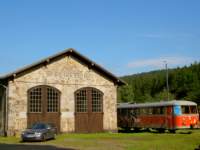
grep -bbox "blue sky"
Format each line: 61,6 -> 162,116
0,0 -> 200,76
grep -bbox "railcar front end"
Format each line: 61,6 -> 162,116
172,105 -> 199,130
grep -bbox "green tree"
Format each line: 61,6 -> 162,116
118,85 -> 134,102
118,62 -> 200,103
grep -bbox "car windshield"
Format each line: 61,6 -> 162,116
31,123 -> 47,129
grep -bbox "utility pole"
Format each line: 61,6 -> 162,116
164,61 -> 169,101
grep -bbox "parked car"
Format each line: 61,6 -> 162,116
21,122 -> 57,142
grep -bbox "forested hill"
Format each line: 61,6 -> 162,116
118,62 -> 200,104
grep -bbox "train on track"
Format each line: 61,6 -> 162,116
117,100 -> 199,133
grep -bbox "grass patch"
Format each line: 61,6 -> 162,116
0,129 -> 200,150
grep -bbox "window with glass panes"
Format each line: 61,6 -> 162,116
28,86 -> 60,113
75,89 -> 87,112
92,89 -> 102,112
47,88 -> 59,112
29,87 -> 42,113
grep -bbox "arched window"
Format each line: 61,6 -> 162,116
28,85 -> 60,113
75,87 -> 103,113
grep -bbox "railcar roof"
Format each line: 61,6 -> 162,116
117,100 -> 197,109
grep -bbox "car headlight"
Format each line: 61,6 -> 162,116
35,132 -> 42,137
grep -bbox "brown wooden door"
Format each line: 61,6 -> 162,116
75,87 -> 103,133
27,85 -> 60,132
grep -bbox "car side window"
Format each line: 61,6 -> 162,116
46,124 -> 51,129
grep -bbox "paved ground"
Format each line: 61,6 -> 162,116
0,144 -> 75,150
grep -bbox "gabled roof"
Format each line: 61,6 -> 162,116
0,48 -> 126,85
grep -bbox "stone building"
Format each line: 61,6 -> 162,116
0,48 -> 125,136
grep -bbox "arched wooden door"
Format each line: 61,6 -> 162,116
75,87 -> 103,133
27,85 -> 60,132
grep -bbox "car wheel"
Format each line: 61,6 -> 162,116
52,133 -> 56,140
157,128 -> 165,133
169,129 -> 176,133
42,135 -> 46,142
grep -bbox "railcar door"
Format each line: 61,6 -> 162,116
166,106 -> 173,129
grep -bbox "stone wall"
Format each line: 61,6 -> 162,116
7,55 -> 117,135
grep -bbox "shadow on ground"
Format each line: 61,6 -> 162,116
118,128 -> 150,133
0,143 -> 75,150
118,129 -> 193,134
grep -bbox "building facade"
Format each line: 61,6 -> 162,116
0,48 -> 125,136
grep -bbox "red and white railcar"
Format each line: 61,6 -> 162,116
117,100 -> 199,133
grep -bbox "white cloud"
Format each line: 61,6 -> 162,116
127,56 -> 194,69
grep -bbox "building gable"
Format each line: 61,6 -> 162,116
0,48 -> 125,86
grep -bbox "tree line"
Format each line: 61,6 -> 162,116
118,62 -> 200,104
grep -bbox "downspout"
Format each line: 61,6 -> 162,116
0,83 -> 8,137
5,84 -> 8,136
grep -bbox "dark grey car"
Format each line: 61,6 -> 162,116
21,123 -> 57,142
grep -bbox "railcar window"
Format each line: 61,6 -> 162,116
148,108 -> 153,115
152,107 -> 165,115
129,109 -> 136,117
181,106 -> 190,114
141,108 -> 149,115
135,108 -> 140,115
190,106 -> 197,114
140,108 -> 148,115
127,109 -> 131,117
139,108 -> 142,115
140,108 -> 145,115
160,107 -> 165,114
117,109 -> 121,116
131,109 -> 134,115
121,109 -> 127,116
152,107 -> 159,114
173,105 -> 181,115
